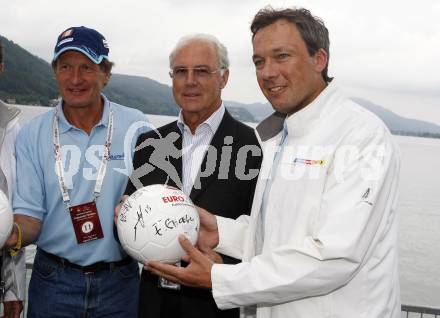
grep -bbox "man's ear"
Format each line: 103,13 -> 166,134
313,48 -> 328,74
103,72 -> 112,87
220,69 -> 229,89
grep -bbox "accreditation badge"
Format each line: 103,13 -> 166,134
69,201 -> 104,244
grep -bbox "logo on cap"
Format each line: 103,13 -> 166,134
57,38 -> 74,48
61,29 -> 74,38
53,26 -> 109,65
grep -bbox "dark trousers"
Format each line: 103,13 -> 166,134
139,270 -> 239,318
28,248 -> 140,318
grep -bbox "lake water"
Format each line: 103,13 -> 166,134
395,136 -> 440,307
14,106 -> 440,309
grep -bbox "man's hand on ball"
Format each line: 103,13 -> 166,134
146,235 -> 213,289
200,249 -> 223,264
114,195 -> 129,224
196,207 -> 219,253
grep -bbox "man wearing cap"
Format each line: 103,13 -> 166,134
0,39 -> 26,318
5,26 -> 149,317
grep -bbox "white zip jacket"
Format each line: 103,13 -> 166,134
211,83 -> 401,318
0,99 -> 26,302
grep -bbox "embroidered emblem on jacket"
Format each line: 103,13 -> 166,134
293,158 -> 325,166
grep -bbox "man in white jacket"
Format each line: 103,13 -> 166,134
0,40 -> 26,318
147,7 -> 401,318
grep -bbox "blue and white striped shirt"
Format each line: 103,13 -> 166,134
177,103 -> 225,195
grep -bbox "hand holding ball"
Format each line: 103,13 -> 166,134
117,184 -> 199,264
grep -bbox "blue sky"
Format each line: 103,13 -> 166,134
1,0 -> 439,123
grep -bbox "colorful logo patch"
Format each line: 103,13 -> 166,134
293,158 -> 325,166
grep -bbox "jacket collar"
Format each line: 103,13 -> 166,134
176,102 -> 225,135
257,81 -> 339,141
0,100 -> 20,149
150,109 -> 235,202
285,81 -> 337,137
189,109 -> 235,202
0,99 -> 20,129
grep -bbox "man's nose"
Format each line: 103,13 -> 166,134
184,69 -> 197,85
259,59 -> 279,80
70,67 -> 84,84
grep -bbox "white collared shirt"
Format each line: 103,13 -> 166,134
177,103 -> 225,195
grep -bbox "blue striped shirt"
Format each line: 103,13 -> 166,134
177,104 -> 225,195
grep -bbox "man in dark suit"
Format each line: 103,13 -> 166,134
125,34 -> 262,318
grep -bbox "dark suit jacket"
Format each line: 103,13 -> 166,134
125,110 -> 262,318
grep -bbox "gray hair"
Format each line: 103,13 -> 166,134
169,34 -> 230,69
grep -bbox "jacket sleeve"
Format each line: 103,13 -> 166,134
1,118 -> 20,200
215,214 -> 251,260
1,117 -> 26,302
2,249 -> 26,301
211,127 -> 400,309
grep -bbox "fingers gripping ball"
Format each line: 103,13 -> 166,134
117,184 -> 200,264
0,189 -> 13,249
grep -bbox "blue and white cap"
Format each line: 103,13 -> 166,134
53,26 -> 109,64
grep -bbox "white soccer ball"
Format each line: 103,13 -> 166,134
0,189 -> 13,249
117,184 -> 200,264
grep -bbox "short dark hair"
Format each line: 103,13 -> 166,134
0,41 -> 4,64
51,56 -> 114,73
251,7 -> 333,83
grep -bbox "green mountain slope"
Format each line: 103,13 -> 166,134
3,33 -> 440,138
0,35 -> 58,105
103,74 -> 178,116
0,34 -> 255,121
0,34 -> 180,115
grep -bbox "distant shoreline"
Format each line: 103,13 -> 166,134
15,104 -> 440,140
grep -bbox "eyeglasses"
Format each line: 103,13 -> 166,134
169,67 -> 225,79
